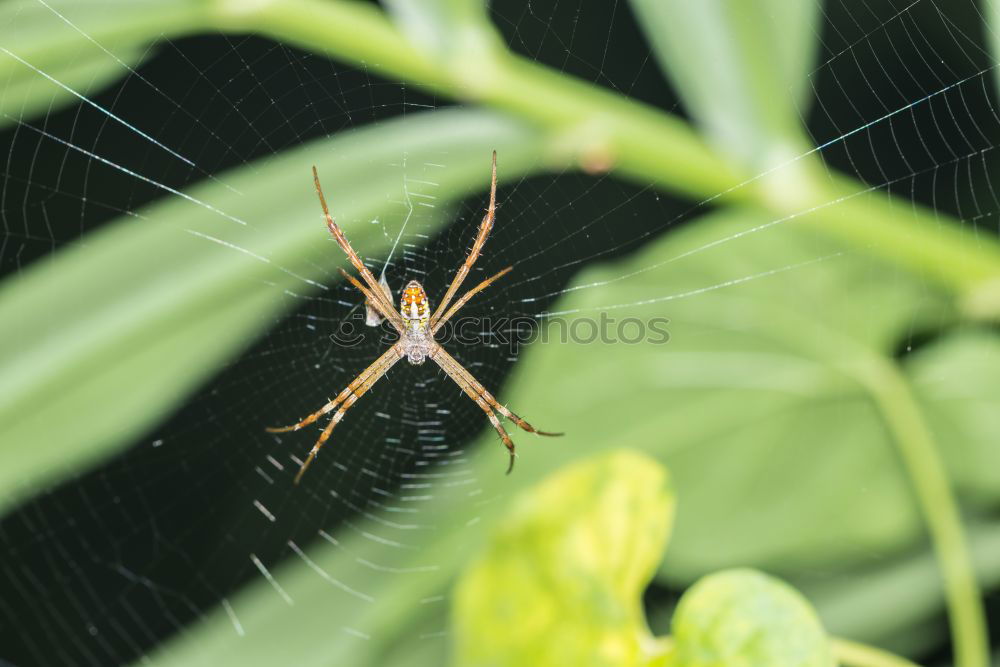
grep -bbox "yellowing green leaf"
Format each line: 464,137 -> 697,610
452,450 -> 675,667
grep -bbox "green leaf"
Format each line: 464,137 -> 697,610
452,450 -> 675,667
489,207 -> 954,583
0,0 -> 206,125
0,48 -> 148,123
671,569 -> 833,667
627,0 -> 820,168
0,108 -> 548,513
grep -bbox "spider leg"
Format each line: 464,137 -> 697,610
435,346 -> 562,436
338,268 -> 405,332
293,345 -> 402,483
434,349 -> 517,473
267,346 -> 402,482
432,266 -> 512,334
430,151 -> 497,327
470,389 -> 518,475
313,166 -> 399,321
489,401 -> 562,437
432,345 -> 561,473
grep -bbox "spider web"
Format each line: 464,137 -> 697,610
1,0 -> 998,665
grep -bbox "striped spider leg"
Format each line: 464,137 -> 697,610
268,344 -> 403,484
268,153 -> 560,483
429,345 -> 562,473
267,169 -> 406,483
428,151 -> 498,328
311,165 -> 404,331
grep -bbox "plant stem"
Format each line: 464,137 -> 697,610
831,637 -> 922,667
209,0 -> 740,198
206,0 -> 1000,317
753,301 -> 991,667
855,358 -> 989,667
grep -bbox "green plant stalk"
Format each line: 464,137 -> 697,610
741,297 -> 990,667
853,358 -> 989,667
808,521 -> 1000,651
205,0 -> 1000,315
831,637 -> 921,667
207,0 -> 736,198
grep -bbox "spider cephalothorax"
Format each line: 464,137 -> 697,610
267,152 -> 561,483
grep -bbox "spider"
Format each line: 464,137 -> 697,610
268,152 -> 562,484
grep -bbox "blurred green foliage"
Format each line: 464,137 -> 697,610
2,0 -> 999,666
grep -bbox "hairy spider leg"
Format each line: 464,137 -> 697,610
430,151 -> 497,327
